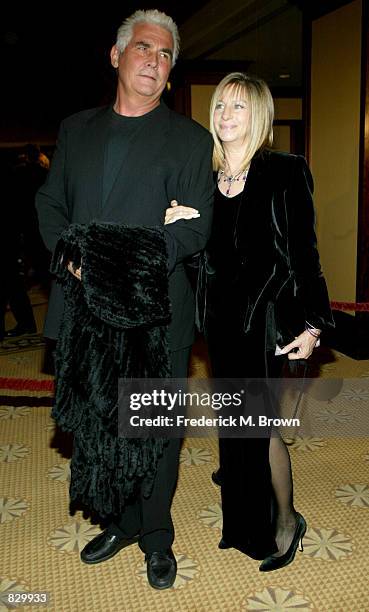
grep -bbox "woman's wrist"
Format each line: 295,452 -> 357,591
305,321 -> 321,338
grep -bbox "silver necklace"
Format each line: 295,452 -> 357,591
217,167 -> 249,197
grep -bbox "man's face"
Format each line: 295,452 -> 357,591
111,23 -> 173,102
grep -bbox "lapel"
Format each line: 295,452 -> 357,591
241,149 -> 269,202
81,106 -> 111,220
102,103 -> 171,220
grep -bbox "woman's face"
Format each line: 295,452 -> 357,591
213,85 -> 250,146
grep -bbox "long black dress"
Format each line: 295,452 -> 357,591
206,186 -> 281,559
204,150 -> 334,560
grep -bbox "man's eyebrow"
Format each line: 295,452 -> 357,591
161,47 -> 173,58
134,40 -> 173,58
134,40 -> 150,47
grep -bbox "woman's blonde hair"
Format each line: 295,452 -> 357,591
210,72 -> 274,172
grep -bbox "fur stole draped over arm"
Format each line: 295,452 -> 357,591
50,222 -> 172,516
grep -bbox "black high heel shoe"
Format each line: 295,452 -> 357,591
259,512 -> 306,572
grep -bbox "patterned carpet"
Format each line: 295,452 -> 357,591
0,334 -> 46,356
1,298 -> 369,611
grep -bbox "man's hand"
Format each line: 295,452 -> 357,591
67,261 -> 82,281
164,199 -> 200,225
279,329 -> 320,360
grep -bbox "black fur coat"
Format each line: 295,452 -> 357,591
50,222 -> 171,516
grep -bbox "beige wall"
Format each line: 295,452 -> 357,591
190,85 -> 215,130
274,98 -> 302,120
310,0 -> 362,304
273,125 -> 291,152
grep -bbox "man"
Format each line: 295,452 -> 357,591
1,147 -> 41,341
36,9 -> 213,590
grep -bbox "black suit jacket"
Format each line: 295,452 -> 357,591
36,103 -> 214,350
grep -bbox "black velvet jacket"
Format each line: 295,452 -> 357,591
198,150 -> 334,348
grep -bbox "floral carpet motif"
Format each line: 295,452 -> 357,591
1,340 -> 369,611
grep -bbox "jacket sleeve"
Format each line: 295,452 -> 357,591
164,132 -> 214,272
36,121 -> 70,253
284,155 -> 334,331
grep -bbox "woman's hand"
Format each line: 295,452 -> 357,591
67,261 -> 82,281
279,329 -> 320,360
164,199 -> 200,225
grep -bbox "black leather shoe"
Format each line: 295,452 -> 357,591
4,325 -> 37,338
218,538 -> 231,549
80,528 -> 139,564
259,513 -> 307,572
145,548 -> 177,590
211,469 -> 222,487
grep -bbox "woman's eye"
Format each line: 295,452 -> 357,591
215,103 -> 224,110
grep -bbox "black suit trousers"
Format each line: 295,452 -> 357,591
113,347 -> 191,552
0,253 -> 36,337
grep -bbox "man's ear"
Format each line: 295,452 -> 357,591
110,45 -> 120,68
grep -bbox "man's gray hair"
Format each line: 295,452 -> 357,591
116,9 -> 180,66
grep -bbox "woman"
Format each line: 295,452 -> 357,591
165,72 -> 334,571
